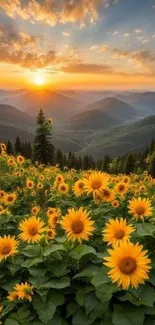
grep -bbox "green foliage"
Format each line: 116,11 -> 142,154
33,108 -> 55,165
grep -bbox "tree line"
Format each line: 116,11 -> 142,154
5,108 -> 155,177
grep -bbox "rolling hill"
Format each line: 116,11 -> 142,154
0,104 -> 35,127
80,115 -> 155,158
67,97 -> 138,130
1,89 -> 81,120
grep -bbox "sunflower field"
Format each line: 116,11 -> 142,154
0,143 -> 155,325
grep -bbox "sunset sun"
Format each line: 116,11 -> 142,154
33,73 -> 46,87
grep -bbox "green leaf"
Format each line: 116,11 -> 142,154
43,244 -> 67,257
74,265 -> 100,279
22,257 -> 44,268
33,295 -> 56,324
72,309 -> 94,325
22,245 -> 41,257
5,321 -> 19,325
113,304 -> 145,325
38,277 -> 70,289
85,293 -> 99,315
136,223 -> 155,237
69,245 -> 96,260
67,302 -> 79,317
76,288 -> 93,306
91,267 -> 110,287
120,284 -> 155,307
48,291 -> 65,306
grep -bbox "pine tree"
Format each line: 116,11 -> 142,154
148,153 -> 155,178
14,136 -> 22,154
33,108 -> 55,165
123,152 -> 135,174
7,140 -> 14,155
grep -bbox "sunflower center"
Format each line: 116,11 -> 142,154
71,220 -> 84,234
118,256 -> 137,274
119,185 -> 125,191
92,180 -> 102,190
135,204 -> 145,215
1,244 -> 11,255
61,186 -> 66,191
7,196 -> 13,202
103,190 -> 110,197
53,216 -> 58,223
115,229 -> 125,239
29,225 -> 38,236
78,182 -> 84,189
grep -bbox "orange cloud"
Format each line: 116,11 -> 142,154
0,0 -> 117,25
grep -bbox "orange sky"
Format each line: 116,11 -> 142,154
0,0 -> 155,90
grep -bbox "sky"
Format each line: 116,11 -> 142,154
0,0 -> 155,90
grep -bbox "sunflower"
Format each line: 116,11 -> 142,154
58,183 -> 69,194
60,207 -> 95,242
0,235 -> 18,260
46,207 -> 61,218
19,216 -> 45,243
8,158 -> 15,166
104,241 -> 151,290
73,180 -> 85,197
7,291 -> 19,301
93,192 -> 102,204
99,188 -> 115,202
112,199 -> 120,208
39,174 -> 45,181
31,206 -> 40,215
103,218 -> 135,246
48,118 -> 53,125
17,155 -> 24,165
0,143 -> 6,151
122,176 -> 130,184
114,182 -> 128,196
0,190 -> 5,202
56,174 -> 64,184
4,193 -> 17,205
45,227 -> 56,240
0,205 -> 8,215
128,197 -> 153,221
37,183 -> 43,190
26,179 -> 34,189
14,282 -> 33,301
83,171 -> 109,196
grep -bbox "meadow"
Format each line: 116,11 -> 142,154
0,143 -> 155,325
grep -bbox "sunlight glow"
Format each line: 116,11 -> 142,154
32,72 -> 46,86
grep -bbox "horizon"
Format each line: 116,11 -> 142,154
0,0 -> 155,90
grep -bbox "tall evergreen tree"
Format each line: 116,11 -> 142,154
123,152 -> 135,174
7,140 -> 14,155
14,136 -> 22,154
148,153 -> 155,178
33,108 -> 55,165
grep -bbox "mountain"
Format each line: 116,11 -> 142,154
1,89 -> 81,120
69,109 -> 120,130
67,97 -> 138,130
0,104 -> 35,127
0,124 -> 34,143
80,115 -> 155,158
116,91 -> 155,117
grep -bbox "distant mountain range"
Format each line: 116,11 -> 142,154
69,97 -> 138,130
0,89 -> 155,157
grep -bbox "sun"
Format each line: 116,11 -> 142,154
32,72 -> 46,87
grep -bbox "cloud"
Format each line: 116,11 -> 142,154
90,45 -> 99,50
0,23 -> 36,50
134,29 -> 143,33
61,62 -> 113,74
100,44 -> 109,52
112,30 -> 119,35
142,39 -> 148,44
0,0 -> 105,26
62,32 -> 70,37
124,33 -> 130,37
